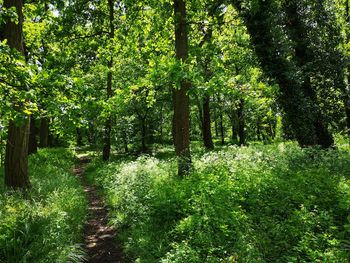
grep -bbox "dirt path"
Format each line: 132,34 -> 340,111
74,156 -> 123,263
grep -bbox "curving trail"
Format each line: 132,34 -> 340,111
74,156 -> 123,263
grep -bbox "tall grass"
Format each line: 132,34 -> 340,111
87,142 -> 350,262
0,148 -> 87,263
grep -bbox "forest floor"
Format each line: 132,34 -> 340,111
74,155 -> 123,263
85,141 -> 350,262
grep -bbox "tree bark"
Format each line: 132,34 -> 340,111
256,121 -> 261,141
219,112 -> 224,145
173,0 -> 191,176
28,115 -> 37,155
4,0 -> 30,189
196,98 -> 204,137
213,106 -> 219,137
237,99 -> 245,146
229,111 -> 239,144
196,2 -> 225,149
284,2 -> 334,148
103,0 -> 115,161
202,94 -> 214,149
76,128 -> 83,146
39,117 -> 49,148
345,0 -> 350,136
141,116 -> 147,152
232,0 -> 333,147
5,120 -> 31,189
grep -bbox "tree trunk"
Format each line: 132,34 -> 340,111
141,117 -> 147,152
238,99 -> 245,146
39,118 -> 49,148
219,112 -> 224,145
5,120 -> 31,189
48,128 -> 55,147
122,129 -> 129,153
202,94 -> 214,149
256,121 -> 261,141
88,121 -> 96,145
103,0 -> 115,161
232,121 -> 238,144
173,0 -> 191,176
4,0 -> 31,189
232,0 -> 332,148
28,115 -> 37,155
214,106 -> 219,137
159,105 -> 164,143
345,0 -> 350,136
196,98 -> 204,137
346,99 -> 350,135
269,121 -> 276,140
284,2 -> 334,148
76,128 -> 83,146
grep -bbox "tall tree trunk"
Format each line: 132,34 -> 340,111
122,129 -> 129,153
5,121 -> 31,189
39,118 -> 49,148
269,121 -> 275,140
233,0 -> 335,147
102,0 -> 115,161
345,0 -> 350,136
284,2 -> 334,148
88,120 -> 96,145
256,121 -> 262,141
213,106 -> 219,137
196,98 -> 204,137
196,2 -> 224,150
230,112 -> 238,144
141,117 -> 147,152
48,128 -> 55,147
219,112 -> 224,145
159,105 -> 164,143
202,94 -> 214,149
237,99 -> 245,146
76,128 -> 83,147
173,0 -> 191,176
4,0 -> 30,189
346,100 -> 350,135
28,115 -> 37,155
285,2 -> 333,146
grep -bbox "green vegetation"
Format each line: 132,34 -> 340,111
0,148 -> 87,263
1,0 -> 350,262
87,141 -> 350,262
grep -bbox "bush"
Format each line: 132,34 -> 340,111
87,143 -> 350,262
0,148 -> 87,263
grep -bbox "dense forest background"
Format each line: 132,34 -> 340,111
1,0 -> 350,262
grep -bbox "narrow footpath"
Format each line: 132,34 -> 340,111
74,156 -> 123,263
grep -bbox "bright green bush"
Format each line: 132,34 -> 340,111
87,143 -> 350,263
0,148 -> 87,263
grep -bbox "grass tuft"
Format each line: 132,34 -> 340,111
0,148 -> 87,263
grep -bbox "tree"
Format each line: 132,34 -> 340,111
3,0 -> 31,189
102,0 -> 115,161
232,0 -> 335,148
173,0 -> 191,176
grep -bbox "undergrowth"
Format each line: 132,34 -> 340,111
0,148 -> 87,263
86,142 -> 350,262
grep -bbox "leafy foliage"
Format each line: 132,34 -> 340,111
87,142 -> 350,262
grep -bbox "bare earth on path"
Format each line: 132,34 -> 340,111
74,156 -> 123,263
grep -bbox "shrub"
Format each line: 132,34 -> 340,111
87,143 -> 350,262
